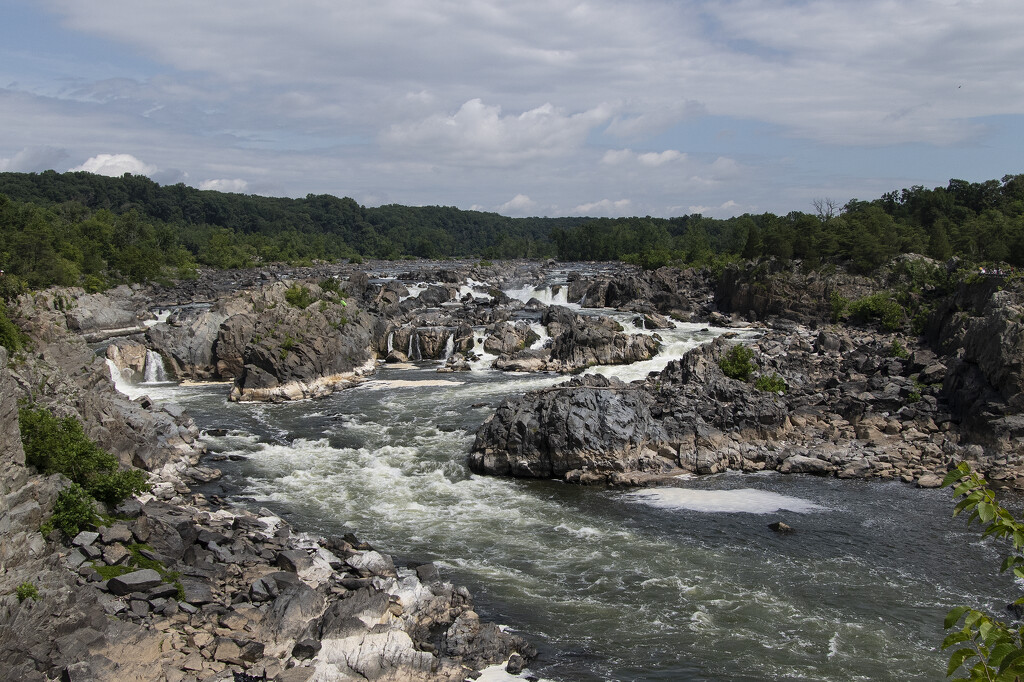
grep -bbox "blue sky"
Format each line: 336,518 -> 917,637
2,0 -> 1022,218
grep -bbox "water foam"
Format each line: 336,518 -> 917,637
624,487 -> 823,514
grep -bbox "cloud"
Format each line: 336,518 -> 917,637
637,150 -> 685,167
0,145 -> 68,172
498,193 -> 536,215
70,153 -> 157,177
3,0 -> 1020,219
687,200 -> 740,217
601,148 -> 686,166
198,178 -> 249,193
383,98 -> 612,165
572,198 -> 632,216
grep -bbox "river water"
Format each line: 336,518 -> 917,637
114,290 -> 1018,681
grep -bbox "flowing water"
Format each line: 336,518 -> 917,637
115,288 -> 1019,681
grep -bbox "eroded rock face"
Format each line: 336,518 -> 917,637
471,323 -> 1020,487
470,374 -> 670,480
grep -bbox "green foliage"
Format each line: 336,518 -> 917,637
280,334 -> 296,360
15,581 -> 38,603
348,254 -> 364,264
50,483 -> 98,537
941,463 -> 1024,680
908,390 -> 922,404
319,277 -> 341,296
829,291 -> 849,323
754,373 -> 787,393
847,293 -> 905,331
719,345 -> 755,382
0,302 -> 29,354
889,339 -> 910,359
284,284 -> 315,309
19,404 -> 149,508
87,469 -> 150,507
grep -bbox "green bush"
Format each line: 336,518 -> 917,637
754,373 -> 787,393
829,291 -> 849,323
87,469 -> 150,507
19,404 -> 149,506
50,483 -> 98,538
889,339 -> 909,359
15,582 -> 38,603
719,345 -> 755,382
284,284 -> 315,309
0,302 -> 29,354
348,254 -> 364,265
319,277 -> 341,296
847,293 -> 905,331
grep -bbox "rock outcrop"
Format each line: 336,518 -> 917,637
472,325 -> 1005,487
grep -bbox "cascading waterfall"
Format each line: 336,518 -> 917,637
387,331 -> 395,353
408,330 -> 422,361
143,349 -> 168,383
443,334 -> 455,362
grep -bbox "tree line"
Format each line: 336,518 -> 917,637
0,170 -> 1021,293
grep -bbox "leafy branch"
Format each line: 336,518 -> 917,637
941,462 -> 1024,681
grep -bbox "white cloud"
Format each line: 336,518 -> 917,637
637,150 -> 685,167
0,145 -> 68,172
572,198 -> 632,216
498,193 -> 536,214
601,149 -> 634,165
688,200 -> 740,217
601,149 -> 686,166
70,153 -> 157,177
198,178 -> 249,193
384,98 -> 612,165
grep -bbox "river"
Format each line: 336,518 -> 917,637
111,285 -> 1017,681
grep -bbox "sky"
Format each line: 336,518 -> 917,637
1,0 -> 1023,219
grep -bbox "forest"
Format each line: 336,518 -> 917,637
0,170 -> 1022,294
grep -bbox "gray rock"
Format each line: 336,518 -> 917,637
778,455 -> 833,476
106,569 -> 164,596
277,548 -> 313,573
72,531 -> 100,548
179,577 -> 216,605
917,473 -> 945,488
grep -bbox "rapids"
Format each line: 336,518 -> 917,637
111,283 -> 1017,681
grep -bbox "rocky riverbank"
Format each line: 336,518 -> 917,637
0,283 -> 534,681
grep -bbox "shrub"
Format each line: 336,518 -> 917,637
0,302 -> 29,354
829,291 -> 849,323
284,284 -> 315,309
754,373 -> 787,393
15,582 -> 38,603
847,293 -> 905,331
719,345 -> 755,382
319,277 -> 341,296
50,483 -> 98,537
889,339 -> 909,359
19,404 -> 149,506
348,254 -> 364,265
87,469 -> 150,507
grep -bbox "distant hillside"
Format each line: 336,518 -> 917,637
0,170 -> 1021,293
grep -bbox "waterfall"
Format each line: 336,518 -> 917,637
143,349 -> 168,383
443,334 -> 455,362
408,330 -> 422,361
387,331 -> 394,353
